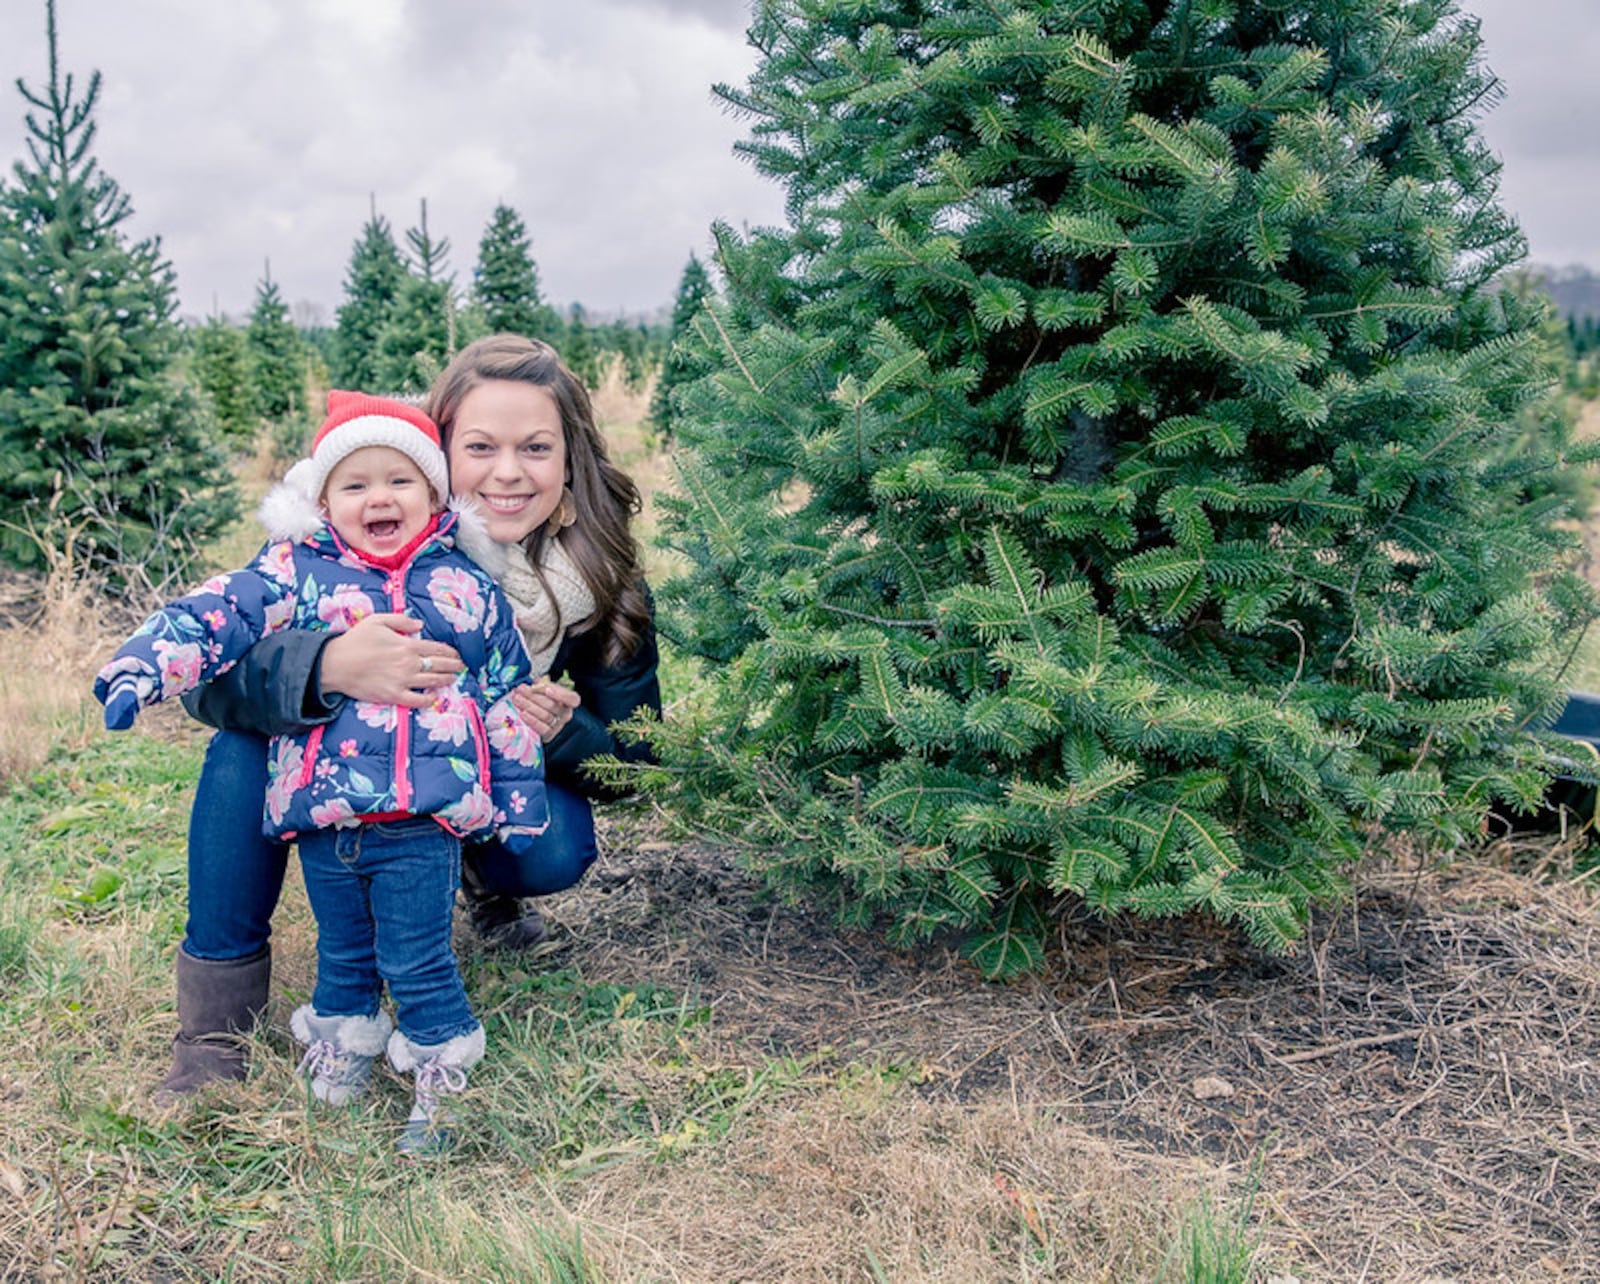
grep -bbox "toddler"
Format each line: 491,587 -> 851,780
96,391 -> 547,1154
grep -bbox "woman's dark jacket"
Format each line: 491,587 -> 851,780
183,614 -> 661,804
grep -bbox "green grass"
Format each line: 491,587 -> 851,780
1159,1155 -> 1263,1284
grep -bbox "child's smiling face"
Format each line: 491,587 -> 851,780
321,446 -> 438,557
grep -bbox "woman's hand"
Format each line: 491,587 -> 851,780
319,614 -> 462,708
509,676 -> 581,741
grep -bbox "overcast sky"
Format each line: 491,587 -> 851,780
0,1 -> 1591,326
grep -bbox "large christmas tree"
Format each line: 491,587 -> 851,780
0,0 -> 235,582
650,0 -> 1597,974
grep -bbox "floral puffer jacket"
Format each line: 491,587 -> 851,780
94,512 -> 547,841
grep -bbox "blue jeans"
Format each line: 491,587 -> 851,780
297,818 -> 475,1046
184,730 -> 599,961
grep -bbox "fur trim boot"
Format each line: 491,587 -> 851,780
290,1006 -> 394,1106
386,1024 -> 486,1157
152,945 -> 272,1106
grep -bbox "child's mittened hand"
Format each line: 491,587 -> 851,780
102,676 -> 142,731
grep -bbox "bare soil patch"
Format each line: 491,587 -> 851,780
542,809 -> 1600,1281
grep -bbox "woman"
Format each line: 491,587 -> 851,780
158,335 -> 660,1101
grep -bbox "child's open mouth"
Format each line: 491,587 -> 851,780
366,520 -> 401,541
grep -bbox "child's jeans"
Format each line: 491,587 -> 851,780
296,817 -> 477,1047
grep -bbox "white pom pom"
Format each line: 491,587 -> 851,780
258,460 -> 325,541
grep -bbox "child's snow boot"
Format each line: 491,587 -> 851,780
386,1024 -> 485,1157
290,1006 -> 393,1105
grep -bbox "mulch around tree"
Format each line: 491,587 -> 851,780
540,809 -> 1600,1281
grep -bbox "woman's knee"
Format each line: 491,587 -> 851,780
469,785 -> 597,897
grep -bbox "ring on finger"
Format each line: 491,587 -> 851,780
421,656 -> 434,674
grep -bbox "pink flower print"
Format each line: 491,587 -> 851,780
266,739 -> 305,827
356,701 -> 399,733
509,789 -> 527,816
199,574 -> 231,595
339,739 -> 359,758
315,758 -> 337,780
428,566 -> 485,631
317,583 -> 375,632
438,784 -> 495,835
202,608 -> 227,632
309,797 -> 358,828
152,639 -> 204,695
417,691 -> 470,746
485,696 -> 542,766
263,596 -> 296,632
260,541 -> 297,587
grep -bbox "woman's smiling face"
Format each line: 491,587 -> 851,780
446,379 -> 568,543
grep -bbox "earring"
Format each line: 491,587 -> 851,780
547,486 -> 577,534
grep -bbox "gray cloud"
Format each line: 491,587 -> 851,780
613,0 -> 754,29
0,1 -> 1593,326
0,0 -> 785,321
1461,0 -> 1600,265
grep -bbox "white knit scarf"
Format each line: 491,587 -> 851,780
452,507 -> 597,677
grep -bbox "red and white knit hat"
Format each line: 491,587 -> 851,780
261,391 -> 450,540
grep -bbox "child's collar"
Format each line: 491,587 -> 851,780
337,512 -> 446,572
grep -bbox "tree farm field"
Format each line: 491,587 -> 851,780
0,374 -> 1597,1282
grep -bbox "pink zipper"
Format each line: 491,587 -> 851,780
467,700 -> 492,796
299,726 -> 326,788
385,570 -> 413,812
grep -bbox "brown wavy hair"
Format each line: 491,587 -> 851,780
424,334 -> 650,664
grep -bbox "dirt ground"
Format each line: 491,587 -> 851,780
539,807 -> 1600,1282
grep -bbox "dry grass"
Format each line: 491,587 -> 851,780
0,562 -> 116,784
591,361 -> 683,586
517,820 -> 1600,1282
562,1092 -> 1209,1282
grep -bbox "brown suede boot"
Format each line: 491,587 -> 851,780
151,945 -> 271,1106
460,850 -> 549,951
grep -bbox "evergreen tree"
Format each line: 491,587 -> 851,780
649,252 -> 716,437
245,262 -> 304,421
608,318 -> 658,393
189,315 -> 255,442
648,0 -> 1599,974
0,0 -> 235,580
562,302 -> 600,386
376,198 -> 454,393
332,202 -> 406,388
471,201 -> 561,342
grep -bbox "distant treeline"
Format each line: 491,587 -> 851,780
1517,263 -> 1600,357
185,199 -> 720,453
